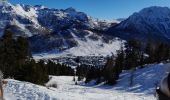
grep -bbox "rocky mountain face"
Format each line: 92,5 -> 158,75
0,1 -> 120,55
107,6 -> 170,43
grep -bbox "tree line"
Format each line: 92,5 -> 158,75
1,27 -> 170,86
0,29 -> 74,85
76,39 -> 170,85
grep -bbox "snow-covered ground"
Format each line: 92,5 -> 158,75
3,63 -> 170,100
33,38 -> 123,60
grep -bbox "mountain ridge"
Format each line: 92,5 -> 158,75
107,6 -> 170,43
1,1 -> 170,58
0,1 -> 121,57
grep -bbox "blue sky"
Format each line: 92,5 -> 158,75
9,0 -> 170,20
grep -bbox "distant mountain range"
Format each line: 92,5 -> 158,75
108,6 -> 170,43
0,1 -> 170,57
0,1 -> 121,56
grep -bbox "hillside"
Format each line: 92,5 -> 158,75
3,63 -> 170,100
0,1 -> 120,56
107,6 -> 170,43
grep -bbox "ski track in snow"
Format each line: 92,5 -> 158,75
3,63 -> 170,100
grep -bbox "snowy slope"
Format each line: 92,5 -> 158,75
115,63 -> 170,94
4,63 -> 170,100
33,38 -> 123,59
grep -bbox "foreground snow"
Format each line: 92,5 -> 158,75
4,63 -> 170,100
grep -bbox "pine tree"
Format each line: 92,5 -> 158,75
102,56 -> 116,85
16,36 -> 31,64
37,60 -> 49,84
125,39 -> 142,70
0,30 -> 17,77
76,64 -> 89,81
0,28 -> 51,85
124,40 -> 142,86
145,42 -> 155,63
154,43 -> 169,63
85,65 -> 102,84
114,45 -> 125,80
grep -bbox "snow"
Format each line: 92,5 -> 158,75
12,19 -> 25,30
0,1 -> 9,7
12,4 -> 40,28
33,37 -> 123,59
115,63 -> 170,94
55,11 -> 67,19
87,16 -> 119,30
4,63 -> 170,100
33,29 -> 123,59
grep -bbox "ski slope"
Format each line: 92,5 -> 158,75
3,63 -> 170,100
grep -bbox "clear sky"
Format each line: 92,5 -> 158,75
9,0 -> 170,20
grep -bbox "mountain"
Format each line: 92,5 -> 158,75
107,6 -> 170,43
116,18 -> 126,22
0,1 -> 121,57
2,2 -> 170,58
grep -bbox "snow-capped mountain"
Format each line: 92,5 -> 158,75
0,1 -> 121,56
107,6 -> 170,43
3,1 -> 170,58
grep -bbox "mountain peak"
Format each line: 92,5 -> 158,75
65,7 -> 76,12
0,0 -> 12,7
138,6 -> 170,19
34,5 -> 46,10
108,6 -> 170,43
140,6 -> 170,13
